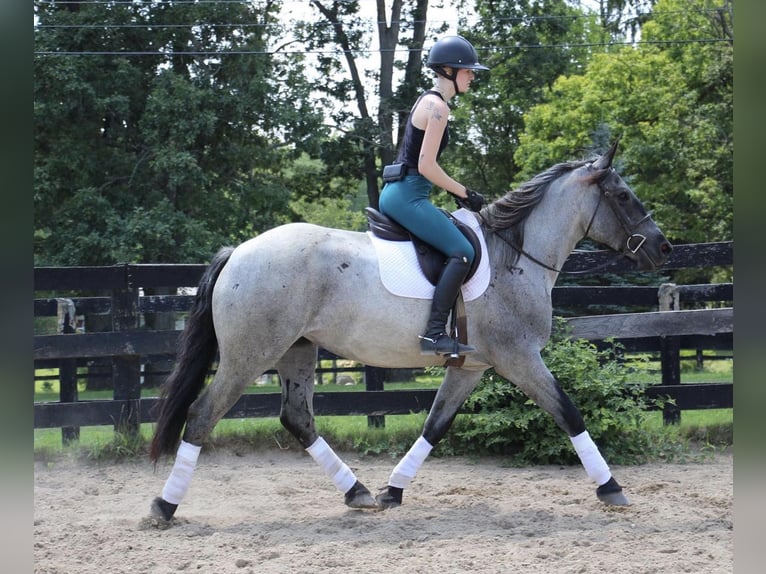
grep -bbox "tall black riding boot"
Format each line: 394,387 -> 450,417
419,256 -> 476,356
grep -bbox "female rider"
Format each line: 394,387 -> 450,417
379,35 -> 489,356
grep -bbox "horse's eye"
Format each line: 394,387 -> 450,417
619,191 -> 629,202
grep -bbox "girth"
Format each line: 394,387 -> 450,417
364,207 -> 483,286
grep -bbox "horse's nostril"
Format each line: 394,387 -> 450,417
661,242 -> 673,254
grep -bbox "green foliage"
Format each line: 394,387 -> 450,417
446,0 -> 601,197
513,0 -> 732,247
34,0 -> 732,270
290,196 -> 366,231
208,415 -> 426,458
284,153 -> 368,230
34,0 -> 325,265
449,320 -> 675,465
84,429 -> 150,462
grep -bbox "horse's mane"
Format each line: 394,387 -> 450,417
480,159 -> 592,268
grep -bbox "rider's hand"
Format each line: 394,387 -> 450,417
455,188 -> 485,212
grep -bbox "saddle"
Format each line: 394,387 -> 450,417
365,207 -> 483,368
364,207 -> 482,286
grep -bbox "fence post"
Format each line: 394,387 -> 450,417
658,283 -> 681,424
364,366 -> 386,428
141,286 -> 177,389
111,275 -> 141,437
57,298 -> 79,445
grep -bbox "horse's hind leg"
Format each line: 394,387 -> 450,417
276,339 -> 377,509
149,361 -> 259,523
496,354 -> 630,506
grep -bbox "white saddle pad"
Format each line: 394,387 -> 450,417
367,208 -> 491,301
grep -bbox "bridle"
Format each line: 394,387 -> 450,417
597,167 -> 654,254
485,167 -> 654,275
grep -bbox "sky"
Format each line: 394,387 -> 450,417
274,1 -> 604,77
275,0 -> 465,60
271,0 -> 602,121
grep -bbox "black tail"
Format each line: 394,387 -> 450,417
149,246 -> 235,462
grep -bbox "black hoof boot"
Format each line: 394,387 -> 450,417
375,486 -> 403,509
150,496 -> 178,521
419,333 -> 476,357
596,477 -> 631,506
344,481 -> 378,509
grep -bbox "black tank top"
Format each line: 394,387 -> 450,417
395,90 -> 450,169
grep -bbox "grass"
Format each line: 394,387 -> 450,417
34,351 -> 733,401
33,414 -> 431,462
623,351 -> 733,384
34,407 -> 732,463
642,408 -> 733,447
33,354 -> 733,462
32,372 -> 443,402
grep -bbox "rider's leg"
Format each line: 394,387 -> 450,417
419,256 -> 476,356
379,177 -> 476,356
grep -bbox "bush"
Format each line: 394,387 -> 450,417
446,319 -> 677,465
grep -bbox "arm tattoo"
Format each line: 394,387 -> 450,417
424,100 -> 444,122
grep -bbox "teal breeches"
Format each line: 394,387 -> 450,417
379,175 -> 475,264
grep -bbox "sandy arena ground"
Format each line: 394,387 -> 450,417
34,448 -> 732,574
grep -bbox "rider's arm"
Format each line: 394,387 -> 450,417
414,96 -> 469,199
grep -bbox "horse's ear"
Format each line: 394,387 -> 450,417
592,138 -> 620,170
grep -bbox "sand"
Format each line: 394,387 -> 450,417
34,447 -> 732,574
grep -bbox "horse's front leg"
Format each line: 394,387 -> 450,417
377,367 -> 485,509
276,339 -> 377,510
495,353 -> 630,506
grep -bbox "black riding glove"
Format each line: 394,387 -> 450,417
455,188 -> 485,212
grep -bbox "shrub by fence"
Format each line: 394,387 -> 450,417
34,242 -> 732,443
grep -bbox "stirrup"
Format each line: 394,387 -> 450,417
419,332 -> 476,357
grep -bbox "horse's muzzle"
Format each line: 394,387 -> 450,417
632,233 -> 673,270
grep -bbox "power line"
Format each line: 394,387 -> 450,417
34,0 -> 282,4
33,37 -> 731,57
36,23 -> 277,29
34,8 -> 728,30
34,1 -> 731,56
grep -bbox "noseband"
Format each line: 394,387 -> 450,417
488,167 -> 654,275
597,168 -> 654,256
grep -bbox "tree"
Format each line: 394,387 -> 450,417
443,0 -> 601,197
294,0 -> 438,208
34,0 -> 325,265
285,153 -> 367,230
588,0 -> 658,41
513,0 -> 732,247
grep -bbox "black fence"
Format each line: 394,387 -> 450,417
34,241 -> 733,443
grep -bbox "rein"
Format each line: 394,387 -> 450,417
482,173 -> 654,276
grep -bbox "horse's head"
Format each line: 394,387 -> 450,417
583,139 -> 673,270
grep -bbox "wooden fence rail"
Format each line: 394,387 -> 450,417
33,242 -> 733,441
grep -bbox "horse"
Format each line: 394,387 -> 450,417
147,139 -> 672,523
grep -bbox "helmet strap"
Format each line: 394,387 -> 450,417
433,65 -> 462,95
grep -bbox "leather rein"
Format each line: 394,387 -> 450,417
483,168 -> 654,276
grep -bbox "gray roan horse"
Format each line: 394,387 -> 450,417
148,140 -> 672,523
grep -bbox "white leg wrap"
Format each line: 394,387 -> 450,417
306,437 -> 358,494
161,440 -> 202,505
389,436 -> 433,489
570,430 -> 612,486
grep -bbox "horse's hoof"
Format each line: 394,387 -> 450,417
344,481 -> 378,509
599,490 -> 631,506
150,496 -> 178,521
375,486 -> 403,510
138,498 -> 177,530
596,477 -> 631,506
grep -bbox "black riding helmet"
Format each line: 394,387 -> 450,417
427,35 -> 489,93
